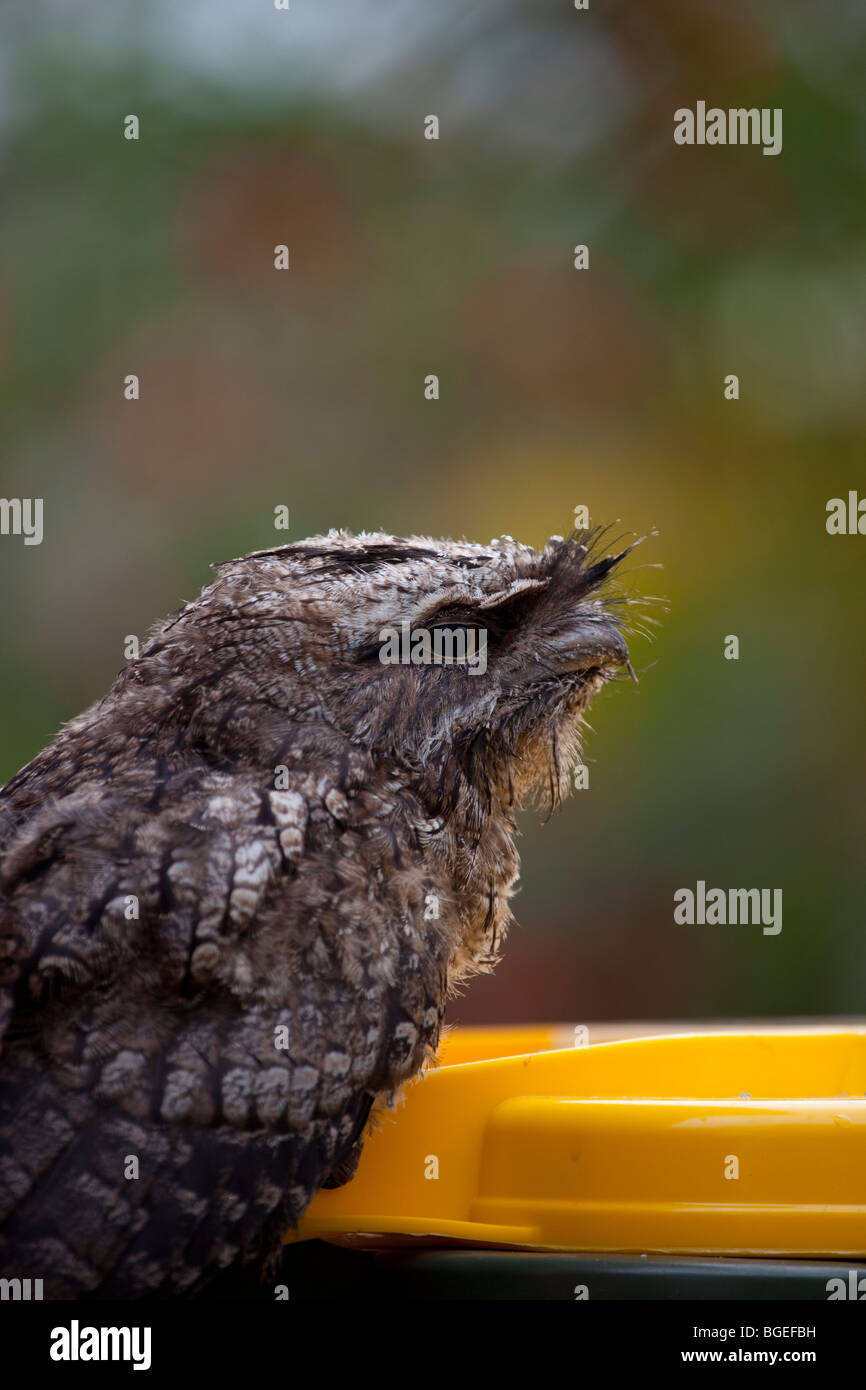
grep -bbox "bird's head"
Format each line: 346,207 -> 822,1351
161,528 -> 649,821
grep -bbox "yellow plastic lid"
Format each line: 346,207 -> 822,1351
291,1023 -> 866,1258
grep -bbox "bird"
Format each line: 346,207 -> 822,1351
0,527 -> 645,1297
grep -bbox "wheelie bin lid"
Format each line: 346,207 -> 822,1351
290,1022 -> 866,1258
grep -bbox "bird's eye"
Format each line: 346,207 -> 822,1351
371,621 -> 488,669
428,624 -> 484,647
428,625 -> 487,667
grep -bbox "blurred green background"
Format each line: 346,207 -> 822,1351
1,1 -> 864,1026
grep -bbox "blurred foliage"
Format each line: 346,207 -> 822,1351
1,0 -> 864,1023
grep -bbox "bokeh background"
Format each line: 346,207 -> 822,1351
1,0 -> 864,1027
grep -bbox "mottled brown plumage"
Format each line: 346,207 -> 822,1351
0,528 -> 641,1297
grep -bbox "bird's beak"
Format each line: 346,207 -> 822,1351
549,614 -> 630,676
